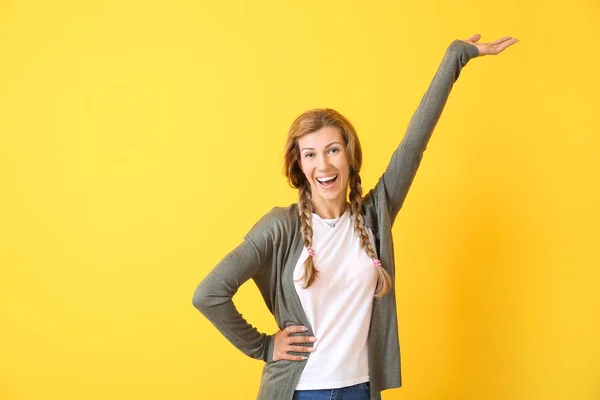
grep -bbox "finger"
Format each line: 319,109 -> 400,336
466,33 -> 481,43
287,335 -> 317,344
287,345 -> 317,353
285,325 -> 309,335
488,36 -> 514,46
277,352 -> 308,361
491,38 -> 519,54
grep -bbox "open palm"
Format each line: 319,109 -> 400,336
463,34 -> 519,56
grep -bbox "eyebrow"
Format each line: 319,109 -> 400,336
300,142 -> 342,152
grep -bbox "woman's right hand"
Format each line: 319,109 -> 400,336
272,325 -> 317,362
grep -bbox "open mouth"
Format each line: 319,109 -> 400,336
316,175 -> 338,189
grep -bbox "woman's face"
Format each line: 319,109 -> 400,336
297,126 -> 350,210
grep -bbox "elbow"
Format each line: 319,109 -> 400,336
192,274 -> 232,316
192,283 -> 210,314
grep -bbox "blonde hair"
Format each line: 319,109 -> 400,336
283,108 -> 392,297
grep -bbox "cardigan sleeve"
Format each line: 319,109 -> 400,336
371,40 -> 480,225
192,209 -> 279,363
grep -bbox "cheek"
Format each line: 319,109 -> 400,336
299,161 -> 312,180
341,163 -> 351,186
337,158 -> 350,175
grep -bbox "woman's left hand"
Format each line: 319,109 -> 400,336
463,34 -> 519,56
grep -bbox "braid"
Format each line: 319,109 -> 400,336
297,183 -> 318,288
349,170 -> 392,297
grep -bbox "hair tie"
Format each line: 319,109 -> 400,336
307,247 -> 315,257
372,259 -> 382,268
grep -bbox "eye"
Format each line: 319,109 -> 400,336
329,148 -> 340,154
304,152 -> 314,158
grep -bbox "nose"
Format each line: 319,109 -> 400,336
316,153 -> 331,171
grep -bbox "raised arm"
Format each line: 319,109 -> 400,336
377,39 -> 478,223
375,35 -> 518,224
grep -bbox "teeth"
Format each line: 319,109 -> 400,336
317,175 -> 337,183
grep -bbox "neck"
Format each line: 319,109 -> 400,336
311,198 -> 348,219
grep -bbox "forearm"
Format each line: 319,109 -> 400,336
397,40 -> 479,154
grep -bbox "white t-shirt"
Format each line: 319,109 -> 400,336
293,207 -> 379,390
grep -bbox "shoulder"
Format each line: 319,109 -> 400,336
244,203 -> 299,242
252,203 -> 298,230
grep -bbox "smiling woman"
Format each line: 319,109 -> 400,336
193,35 -> 519,400
284,113 -> 392,298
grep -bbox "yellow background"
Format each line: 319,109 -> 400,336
1,1 -> 599,399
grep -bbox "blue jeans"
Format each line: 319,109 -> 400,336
292,382 -> 381,400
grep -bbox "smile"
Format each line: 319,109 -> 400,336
316,175 -> 338,188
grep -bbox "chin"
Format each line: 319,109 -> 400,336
321,192 -> 343,201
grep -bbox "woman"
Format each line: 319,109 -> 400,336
193,34 -> 518,400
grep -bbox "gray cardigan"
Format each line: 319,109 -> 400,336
193,40 -> 479,400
